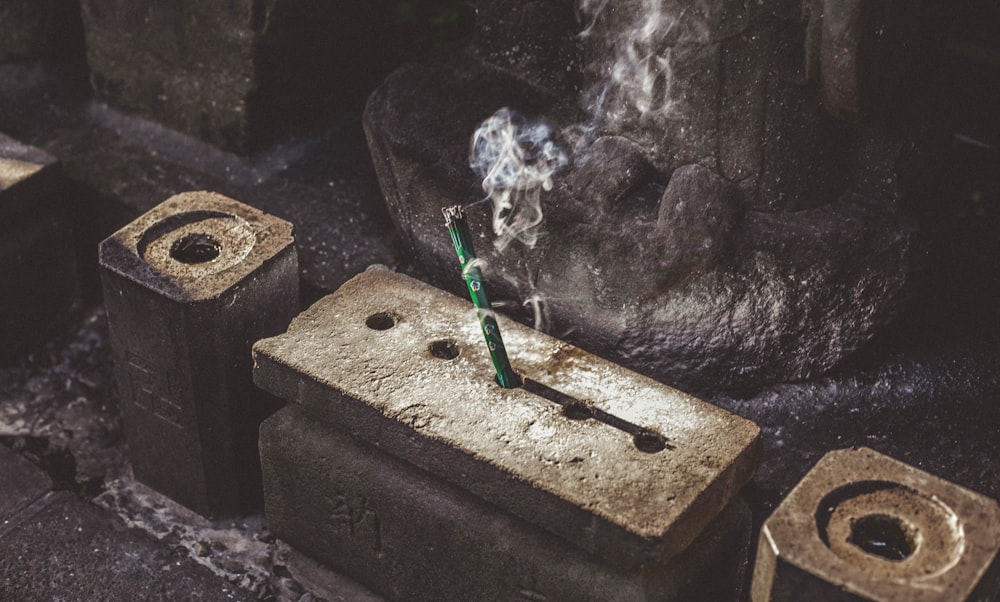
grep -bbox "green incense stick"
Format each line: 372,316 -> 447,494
442,205 -> 520,388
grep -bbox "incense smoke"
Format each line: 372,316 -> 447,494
470,107 -> 568,252
466,1 -> 713,331
578,0 -> 711,127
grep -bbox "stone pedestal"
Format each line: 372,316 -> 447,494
263,403 -> 754,602
0,133 -> 80,363
99,191 -> 298,517
752,448 -> 1000,601
253,268 -> 761,600
79,1 -> 363,152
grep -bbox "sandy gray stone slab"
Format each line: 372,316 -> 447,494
752,447 -> 1000,601
253,268 -> 761,569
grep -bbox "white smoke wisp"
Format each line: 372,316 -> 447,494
523,292 -> 550,333
470,107 -> 569,252
578,0 -> 713,127
578,0 -> 612,37
461,257 -> 489,280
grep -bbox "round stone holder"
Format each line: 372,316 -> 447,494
99,191 -> 298,517
752,447 -> 1000,601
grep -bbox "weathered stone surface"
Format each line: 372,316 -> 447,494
613,198 -> 911,386
752,448 -> 1000,601
78,1 -> 365,152
0,492 -> 254,601
0,445 -> 52,521
0,132 -> 80,363
820,0 -> 869,122
253,268 -> 761,569
0,0 -> 81,65
472,0 -> 583,99
0,1 -> 47,63
99,191 -> 298,517
363,0 -> 923,388
261,403 -> 754,602
655,164 -> 743,273
560,135 -> 654,220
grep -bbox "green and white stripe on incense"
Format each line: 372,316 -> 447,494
443,204 -> 520,388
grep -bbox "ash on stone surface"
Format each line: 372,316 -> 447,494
0,307 -> 122,492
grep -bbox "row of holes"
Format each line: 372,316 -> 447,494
365,312 -> 669,454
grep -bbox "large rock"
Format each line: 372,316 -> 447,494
364,0 -> 927,389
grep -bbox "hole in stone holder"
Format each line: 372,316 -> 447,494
170,232 -> 221,264
520,378 -> 674,451
848,514 -> 915,561
366,312 -> 397,330
633,429 -> 667,453
429,339 -> 459,360
562,401 -> 594,421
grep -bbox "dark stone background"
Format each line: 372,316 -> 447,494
0,1 -> 998,599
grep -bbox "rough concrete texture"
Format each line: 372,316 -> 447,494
261,403 -> 753,602
253,268 -> 761,568
362,0 -> 934,389
0,0 -> 81,65
0,132 -> 81,363
100,191 -> 296,301
275,541 -> 385,602
0,444 -> 52,520
0,491 -> 254,601
0,443 -> 259,601
752,448 -> 1000,601
77,0 -> 424,153
100,191 -> 299,517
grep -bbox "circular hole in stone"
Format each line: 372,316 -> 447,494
563,401 -> 594,421
169,232 -> 221,264
365,312 -> 397,330
848,514 -> 915,561
633,429 -> 667,453
429,339 -> 460,360
493,373 -> 523,388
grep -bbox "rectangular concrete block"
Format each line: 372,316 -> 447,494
0,132 -> 80,362
99,191 -> 298,517
752,447 -> 1000,601
78,1 -> 368,152
253,268 -> 761,570
261,403 -> 753,602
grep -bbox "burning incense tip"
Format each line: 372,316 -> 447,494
442,204 -> 520,388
